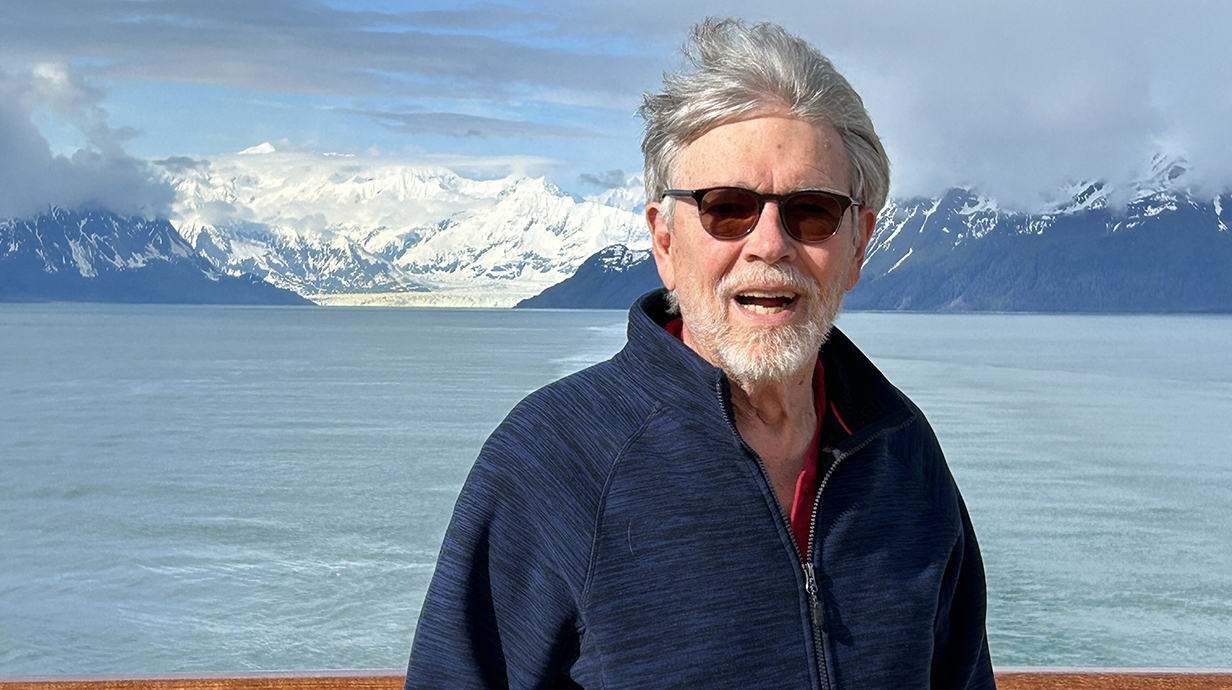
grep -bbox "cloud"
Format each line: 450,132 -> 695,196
734,0 -> 1232,206
530,0 -> 1232,206
578,169 -> 627,189
338,108 -> 601,140
0,1 -> 661,103
3,1 -> 1231,208
402,153 -> 563,180
154,156 -> 210,173
0,64 -> 174,220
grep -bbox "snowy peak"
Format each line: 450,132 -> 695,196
1145,153 -> 1191,189
1,207 -> 197,278
844,168 -> 1232,311
156,150 -> 649,306
238,142 -> 278,155
865,159 -> 1231,278
866,188 -> 1007,275
514,243 -> 662,309
595,244 -> 651,271
582,175 -> 646,213
0,208 -> 309,304
1041,180 -> 1110,214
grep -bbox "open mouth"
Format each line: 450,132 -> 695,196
733,290 -> 798,315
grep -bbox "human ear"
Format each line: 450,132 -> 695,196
647,202 -> 676,291
845,207 -> 876,291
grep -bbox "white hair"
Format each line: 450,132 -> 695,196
639,18 -> 890,212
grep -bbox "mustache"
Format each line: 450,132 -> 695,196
715,262 -> 821,300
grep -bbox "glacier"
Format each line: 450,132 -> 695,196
160,144 -> 650,307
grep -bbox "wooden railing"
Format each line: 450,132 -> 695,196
0,671 -> 403,690
994,668 -> 1232,689
3,669 -> 1232,689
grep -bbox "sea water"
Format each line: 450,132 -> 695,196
0,304 -> 1228,674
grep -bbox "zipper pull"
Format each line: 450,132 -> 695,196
803,562 -> 825,626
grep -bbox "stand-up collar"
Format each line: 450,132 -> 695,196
618,289 -> 914,448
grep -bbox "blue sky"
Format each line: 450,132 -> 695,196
2,0 -> 1231,218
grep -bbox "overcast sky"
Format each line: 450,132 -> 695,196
1,0 -> 1230,217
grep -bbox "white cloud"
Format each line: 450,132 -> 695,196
0,64 -> 173,219
1,0 -> 1230,209
765,0 -> 1232,206
549,0 -> 1232,205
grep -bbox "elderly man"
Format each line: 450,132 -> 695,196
406,18 -> 994,690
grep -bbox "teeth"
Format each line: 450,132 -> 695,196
739,290 -> 796,299
734,290 -> 798,315
743,303 -> 787,314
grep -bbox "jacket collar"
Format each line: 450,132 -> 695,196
619,289 -> 915,449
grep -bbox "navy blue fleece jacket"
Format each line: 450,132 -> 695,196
405,289 -> 994,689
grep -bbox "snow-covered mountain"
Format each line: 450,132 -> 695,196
158,145 -> 650,307
848,155 -> 1232,311
517,244 -> 656,309
0,207 -> 309,304
519,155 -> 1232,313
862,155 -> 1226,279
11,143 -> 1223,311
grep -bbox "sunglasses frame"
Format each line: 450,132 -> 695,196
661,186 -> 859,244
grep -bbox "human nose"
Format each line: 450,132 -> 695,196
739,200 -> 796,264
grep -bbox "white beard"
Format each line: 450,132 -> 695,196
672,261 -> 847,386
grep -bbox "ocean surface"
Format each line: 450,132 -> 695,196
1,304 -> 1229,674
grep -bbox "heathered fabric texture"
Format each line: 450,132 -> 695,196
405,289 -> 994,690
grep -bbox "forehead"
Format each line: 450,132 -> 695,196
672,115 -> 849,193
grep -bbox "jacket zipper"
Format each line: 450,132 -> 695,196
714,381 -> 834,690
804,448 -> 850,690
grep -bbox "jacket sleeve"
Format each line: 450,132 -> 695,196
404,443 -> 585,690
931,490 -> 996,690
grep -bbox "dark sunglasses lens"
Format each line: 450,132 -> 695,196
783,192 -> 845,242
698,188 -> 760,238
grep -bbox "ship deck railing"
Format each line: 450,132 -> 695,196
3,668 -> 1232,689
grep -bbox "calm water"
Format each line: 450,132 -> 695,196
0,304 -> 1229,674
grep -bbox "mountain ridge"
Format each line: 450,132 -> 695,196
5,145 -> 1228,311
518,160 -> 1232,312
0,207 -> 311,305
159,147 -> 649,307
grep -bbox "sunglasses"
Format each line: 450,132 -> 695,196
661,186 -> 858,244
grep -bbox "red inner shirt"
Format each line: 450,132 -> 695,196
665,319 -> 849,560
789,360 -> 827,560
